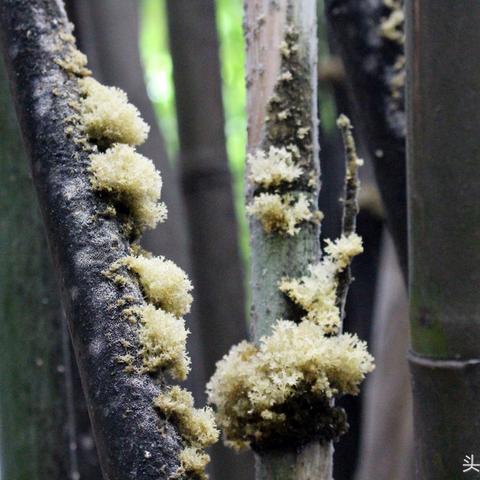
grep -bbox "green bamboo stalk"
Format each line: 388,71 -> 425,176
406,1 -> 480,478
244,1 -> 328,478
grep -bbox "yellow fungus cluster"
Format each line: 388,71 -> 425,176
325,233 -> 364,270
247,192 -> 317,236
279,233 -> 363,333
79,77 -> 149,146
121,255 -> 193,317
247,146 -> 303,188
207,321 -> 373,450
155,387 -> 219,480
137,305 -> 190,380
89,145 -> 167,231
75,60 -> 217,476
380,0 -> 404,45
207,230 -> 370,450
78,76 -> 165,235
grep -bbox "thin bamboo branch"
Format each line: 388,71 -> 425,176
326,0 -> 407,280
335,115 -> 360,320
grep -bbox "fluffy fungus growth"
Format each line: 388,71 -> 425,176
248,146 -> 303,188
279,259 -> 340,333
79,77 -> 149,146
178,447 -> 211,480
325,233 -> 364,270
279,233 -> 363,333
155,386 -> 219,448
89,144 -> 167,231
122,254 -> 193,317
137,305 -> 190,380
207,321 -> 374,450
77,64 -> 217,477
247,192 -> 318,236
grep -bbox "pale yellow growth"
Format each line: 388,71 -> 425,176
380,0 -> 404,44
56,47 -> 90,77
248,146 -> 303,188
247,193 -> 317,236
324,233 -> 364,270
79,77 -> 149,146
137,305 -> 190,380
122,255 -> 193,317
177,447 -> 210,480
279,259 -> 340,333
207,320 -> 374,450
279,234 -> 363,332
90,144 -> 167,231
155,386 -> 219,448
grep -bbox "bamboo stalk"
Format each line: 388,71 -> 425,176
406,1 -> 480,478
0,2 -> 185,478
244,1 -> 329,478
326,0 -> 407,280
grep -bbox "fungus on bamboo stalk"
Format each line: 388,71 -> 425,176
59,39 -> 218,478
381,0 -> 405,111
208,114 -> 374,453
245,25 -> 322,238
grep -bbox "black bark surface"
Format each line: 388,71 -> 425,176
0,2 -> 183,478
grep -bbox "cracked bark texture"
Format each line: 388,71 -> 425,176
406,1 -> 480,478
326,0 -> 407,279
244,1 -> 330,479
0,1 -> 185,478
166,1 -> 252,479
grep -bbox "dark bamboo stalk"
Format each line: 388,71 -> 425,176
406,1 -> 480,478
325,0 -> 407,279
166,1 -> 252,479
0,2 -> 184,478
64,0 -> 207,407
0,50 -> 70,480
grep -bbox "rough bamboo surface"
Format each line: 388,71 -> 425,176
406,1 -> 480,478
326,0 -> 407,279
244,1 -> 330,478
0,1 -> 184,478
